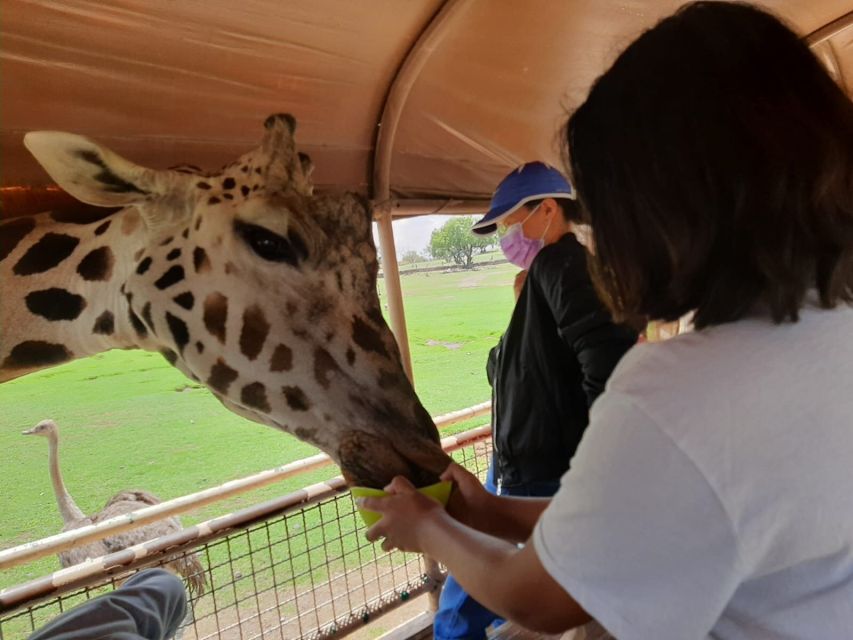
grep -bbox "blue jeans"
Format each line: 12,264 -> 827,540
29,568 -> 187,640
433,466 -> 560,640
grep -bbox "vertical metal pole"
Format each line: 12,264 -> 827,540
375,204 -> 414,382
370,0 -> 473,614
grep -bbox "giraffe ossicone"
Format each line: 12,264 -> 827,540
1,113 -> 450,488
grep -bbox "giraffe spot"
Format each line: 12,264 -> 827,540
241,185 -> 250,197
92,310 -> 115,335
283,386 -> 311,412
159,236 -> 174,246
241,382 -> 271,412
136,256 -> 153,275
208,196 -> 221,205
25,288 -> 87,321
223,177 -> 236,190
346,348 -> 355,366
223,193 -> 235,201
128,308 -> 148,338
160,348 -> 178,366
94,220 -> 111,236
241,165 -> 249,173
314,347 -> 341,390
121,211 -> 141,235
166,248 -> 182,261
252,184 -> 260,191
270,344 -> 293,372
196,341 -> 205,354
203,292 -> 228,343
50,208 -> 115,225
0,218 -> 37,263
2,341 -> 72,369
366,306 -> 385,326
12,233 -> 79,276
154,265 -> 185,290
352,316 -> 388,357
224,261 -> 236,275
239,305 -> 270,361
193,247 -> 211,273
77,246 -> 114,281
173,292 -> 195,310
196,181 -> 212,190
255,167 -> 262,174
181,228 -> 189,239
195,216 -> 203,231
378,370 -> 400,390
208,359 -> 238,394
141,302 -> 156,334
294,427 -> 318,442
335,272 -> 344,292
133,249 -> 144,261
165,312 -> 190,354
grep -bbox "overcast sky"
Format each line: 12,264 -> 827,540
371,215 -> 459,259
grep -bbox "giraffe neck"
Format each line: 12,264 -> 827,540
0,207 -> 150,382
46,430 -> 86,525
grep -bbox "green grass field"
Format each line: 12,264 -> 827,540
0,261 -> 516,589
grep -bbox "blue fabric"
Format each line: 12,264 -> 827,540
471,162 -> 575,235
433,466 -> 560,640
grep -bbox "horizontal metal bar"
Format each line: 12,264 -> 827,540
377,198 -> 491,218
0,424 -> 491,609
0,403 -> 490,571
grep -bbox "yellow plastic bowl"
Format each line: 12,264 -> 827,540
350,480 -> 453,527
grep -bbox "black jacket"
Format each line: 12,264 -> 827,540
489,233 -> 637,488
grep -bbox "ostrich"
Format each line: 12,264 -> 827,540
22,419 -> 207,597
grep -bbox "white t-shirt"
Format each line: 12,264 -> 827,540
533,303 -> 853,639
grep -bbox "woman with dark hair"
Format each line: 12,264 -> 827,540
360,2 -> 853,638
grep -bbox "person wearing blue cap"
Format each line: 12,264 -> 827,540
433,162 -> 637,640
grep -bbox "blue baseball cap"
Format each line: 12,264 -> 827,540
471,161 -> 576,235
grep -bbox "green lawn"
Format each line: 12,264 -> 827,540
0,261 -> 516,589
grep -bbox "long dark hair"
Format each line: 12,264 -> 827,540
565,1 -> 853,329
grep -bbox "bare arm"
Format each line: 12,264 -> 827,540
442,463 -> 548,542
363,478 -> 591,633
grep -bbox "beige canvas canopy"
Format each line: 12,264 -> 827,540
2,0 -> 851,220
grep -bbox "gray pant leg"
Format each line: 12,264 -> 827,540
28,568 -> 187,640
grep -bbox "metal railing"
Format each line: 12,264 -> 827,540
0,424 -> 493,639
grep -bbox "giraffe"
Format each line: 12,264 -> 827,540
0,113 -> 450,489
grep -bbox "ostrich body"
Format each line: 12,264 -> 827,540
23,419 -> 206,596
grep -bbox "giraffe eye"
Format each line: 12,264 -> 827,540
234,221 -> 306,266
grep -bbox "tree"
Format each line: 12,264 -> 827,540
401,250 -> 423,265
429,216 -> 496,268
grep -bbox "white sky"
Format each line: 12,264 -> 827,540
371,215 -> 458,259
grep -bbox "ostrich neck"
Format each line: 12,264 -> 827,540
46,431 -> 86,524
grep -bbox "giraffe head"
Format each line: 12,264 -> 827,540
22,114 -> 450,488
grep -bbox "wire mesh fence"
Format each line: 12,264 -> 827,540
1,430 -> 492,639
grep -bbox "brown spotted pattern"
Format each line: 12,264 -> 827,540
2,114 -> 449,489
239,305 -> 269,361
203,293 -> 228,344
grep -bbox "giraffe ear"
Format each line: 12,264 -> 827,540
25,131 -> 193,231
24,132 -> 170,207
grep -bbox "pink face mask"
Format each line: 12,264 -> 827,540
499,206 -> 549,270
